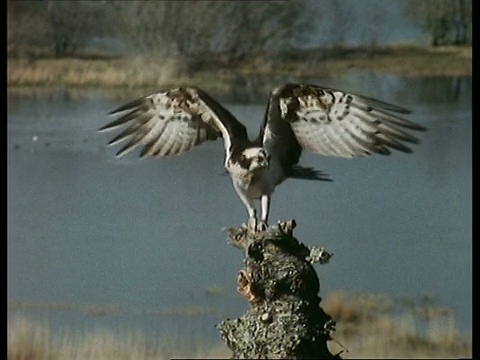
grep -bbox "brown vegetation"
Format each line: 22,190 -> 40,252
7,315 -> 230,360
8,291 -> 471,360
7,1 -> 308,62
323,291 -> 471,359
7,1 -> 472,99
8,1 -> 471,60
405,0 -> 472,46
6,44 -> 472,100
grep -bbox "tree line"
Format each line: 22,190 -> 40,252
406,0 -> 472,46
8,0 -> 471,61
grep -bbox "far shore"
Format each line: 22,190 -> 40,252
7,44 -> 472,99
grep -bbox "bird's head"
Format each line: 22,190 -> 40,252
239,147 -> 270,171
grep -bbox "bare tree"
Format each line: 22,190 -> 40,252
216,1 -> 310,62
8,0 -> 115,57
405,0 -> 472,46
46,1 -> 112,56
108,1 -> 314,63
324,1 -> 350,47
8,0 -> 51,56
9,0 -> 317,64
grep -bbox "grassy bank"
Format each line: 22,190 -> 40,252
7,44 -> 472,98
7,315 -> 230,360
323,292 -> 472,359
8,315 -> 470,360
8,291 -> 471,359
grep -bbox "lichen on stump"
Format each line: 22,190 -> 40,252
218,220 -> 341,359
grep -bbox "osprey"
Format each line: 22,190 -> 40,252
99,84 -> 426,231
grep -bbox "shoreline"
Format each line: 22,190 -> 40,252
7,45 -> 471,98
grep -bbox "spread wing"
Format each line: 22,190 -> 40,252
99,87 -> 248,158
260,83 -> 427,165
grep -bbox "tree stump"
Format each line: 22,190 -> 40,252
217,220 -> 341,359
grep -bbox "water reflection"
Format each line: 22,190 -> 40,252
397,76 -> 472,106
225,73 -> 471,107
7,72 -> 471,109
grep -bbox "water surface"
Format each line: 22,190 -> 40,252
7,75 -> 472,341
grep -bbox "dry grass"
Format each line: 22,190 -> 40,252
290,44 -> 473,78
323,291 -> 472,359
7,45 -> 472,98
7,315 -> 230,360
7,56 -> 187,89
8,291 -> 471,359
240,45 -> 473,79
7,55 -> 232,97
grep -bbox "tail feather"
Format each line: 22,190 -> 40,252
287,165 -> 332,181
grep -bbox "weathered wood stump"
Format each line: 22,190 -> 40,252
218,220 -> 341,359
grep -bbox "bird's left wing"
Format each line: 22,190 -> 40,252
99,87 -> 248,158
260,83 -> 427,160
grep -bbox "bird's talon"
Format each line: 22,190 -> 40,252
257,221 -> 269,232
247,218 -> 257,233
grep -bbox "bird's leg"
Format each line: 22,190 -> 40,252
247,217 -> 257,233
238,192 -> 257,233
246,207 -> 257,233
232,181 -> 258,232
258,194 -> 270,232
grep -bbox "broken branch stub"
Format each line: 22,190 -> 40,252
218,220 -> 340,359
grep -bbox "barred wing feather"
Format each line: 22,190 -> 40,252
99,87 -> 248,158
263,84 -> 427,160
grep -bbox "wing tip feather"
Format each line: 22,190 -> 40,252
108,97 -> 146,115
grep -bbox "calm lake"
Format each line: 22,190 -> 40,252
7,74 -> 472,345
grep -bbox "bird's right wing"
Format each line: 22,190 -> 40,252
260,83 -> 427,162
99,87 -> 249,158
